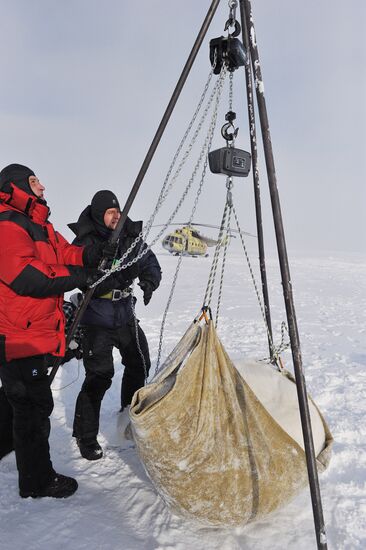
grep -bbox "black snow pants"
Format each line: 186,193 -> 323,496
0,356 -> 56,494
0,385 -> 14,459
73,323 -> 150,440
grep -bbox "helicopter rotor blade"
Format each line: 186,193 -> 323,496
188,223 -> 256,238
151,223 -> 256,239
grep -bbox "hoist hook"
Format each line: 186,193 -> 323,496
225,0 -> 240,37
221,122 -> 238,142
221,110 -> 239,143
224,19 -> 241,38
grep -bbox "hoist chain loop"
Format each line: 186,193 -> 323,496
231,204 -> 290,368
215,178 -> 233,327
129,282 -> 149,382
155,65 -> 228,373
143,66 -> 217,242
89,68 -> 228,292
203,193 -> 230,308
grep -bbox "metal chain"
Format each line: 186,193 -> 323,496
147,68 -> 223,227
203,196 -> 230,307
129,282 -> 148,382
53,358 -> 81,391
229,71 -> 234,112
232,204 -> 272,345
274,321 -> 290,357
231,203 -> 290,363
89,67 -> 228,291
143,66 -> 216,242
155,252 -> 184,373
90,66 -> 227,376
228,0 -> 238,20
215,178 -> 233,327
155,67 -> 228,373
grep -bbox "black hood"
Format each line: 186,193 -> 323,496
68,205 -> 97,240
0,163 -> 35,195
68,205 -> 142,242
90,190 -> 120,237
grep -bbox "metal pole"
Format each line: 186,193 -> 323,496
49,0 -> 221,384
239,0 -> 273,360
241,1 -> 328,548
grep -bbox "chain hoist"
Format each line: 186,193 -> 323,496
208,2 -> 251,180
209,0 -> 246,75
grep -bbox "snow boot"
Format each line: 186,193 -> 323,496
20,474 -> 78,499
77,437 -> 103,460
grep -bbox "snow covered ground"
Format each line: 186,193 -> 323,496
0,249 -> 365,549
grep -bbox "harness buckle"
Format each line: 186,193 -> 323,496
111,289 -> 123,301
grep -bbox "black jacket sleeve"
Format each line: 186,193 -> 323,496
136,245 -> 162,290
10,265 -> 92,298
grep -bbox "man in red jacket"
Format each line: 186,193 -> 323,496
0,163 -> 112,499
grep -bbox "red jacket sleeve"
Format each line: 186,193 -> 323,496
0,221 -> 84,297
56,231 -> 84,266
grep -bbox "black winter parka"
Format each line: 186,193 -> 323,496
68,206 -> 162,329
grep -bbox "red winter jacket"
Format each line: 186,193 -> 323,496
0,185 -> 85,362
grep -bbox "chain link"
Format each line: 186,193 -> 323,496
155,66 -> 228,373
215,179 -> 233,327
227,0 -> 238,27
203,195 -> 230,307
232,204 -> 272,344
143,67 -> 216,242
229,71 -> 234,112
89,69 -> 228,291
129,282 -> 149,381
230,203 -> 290,364
275,321 -> 290,357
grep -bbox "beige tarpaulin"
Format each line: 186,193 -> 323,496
130,321 -> 333,527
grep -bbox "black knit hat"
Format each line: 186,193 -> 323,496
0,164 -> 35,194
90,190 -> 120,227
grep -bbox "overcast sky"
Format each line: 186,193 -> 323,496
0,0 -> 364,255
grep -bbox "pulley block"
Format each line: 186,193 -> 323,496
209,25 -> 246,75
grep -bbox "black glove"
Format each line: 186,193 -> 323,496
82,240 -> 119,267
68,266 -> 104,289
84,269 -> 104,287
117,261 -> 140,283
138,280 -> 154,305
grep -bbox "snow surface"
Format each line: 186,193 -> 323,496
0,250 -> 365,549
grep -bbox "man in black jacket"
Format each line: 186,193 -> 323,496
70,190 -> 161,460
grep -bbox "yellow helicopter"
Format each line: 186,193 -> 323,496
160,223 -> 254,257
